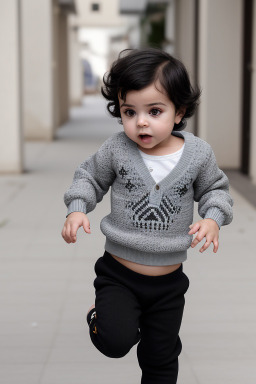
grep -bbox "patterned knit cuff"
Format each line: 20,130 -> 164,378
66,199 -> 87,217
204,207 -> 225,229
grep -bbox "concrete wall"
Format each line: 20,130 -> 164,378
175,0 -> 196,82
22,0 -> 54,140
175,0 -> 197,134
165,0 -> 175,55
72,0 -> 122,27
22,0 -> 71,140
58,10 -> 69,126
198,0 -> 243,168
0,1 -> 23,173
52,1 -> 60,136
250,0 -> 256,184
69,27 -> 83,106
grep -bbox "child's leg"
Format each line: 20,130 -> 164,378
87,252 -> 141,358
137,268 -> 189,384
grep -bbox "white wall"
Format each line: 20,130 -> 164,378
198,0 -> 243,168
0,1 -> 23,173
22,0 -> 54,140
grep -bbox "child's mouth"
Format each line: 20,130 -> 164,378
139,134 -> 152,143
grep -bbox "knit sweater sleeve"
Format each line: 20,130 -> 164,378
193,144 -> 233,228
64,137 -> 116,216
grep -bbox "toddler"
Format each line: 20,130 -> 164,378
62,48 -> 233,384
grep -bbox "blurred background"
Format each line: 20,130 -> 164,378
1,0 -> 256,181
0,1 -> 256,384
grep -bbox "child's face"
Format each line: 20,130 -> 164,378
119,82 -> 184,154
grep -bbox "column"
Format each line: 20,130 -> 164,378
197,0 -> 243,168
21,0 -> 54,140
69,26 -> 83,106
0,0 -> 23,173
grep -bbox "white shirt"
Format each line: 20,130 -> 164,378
139,145 -> 185,184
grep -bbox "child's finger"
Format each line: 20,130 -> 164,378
188,222 -> 200,235
62,225 -> 71,244
190,235 -> 200,247
70,223 -> 79,242
190,237 -> 198,247
190,229 -> 205,248
213,239 -> 219,253
61,226 -> 65,239
83,220 -> 91,234
199,240 -> 211,253
61,227 -> 67,242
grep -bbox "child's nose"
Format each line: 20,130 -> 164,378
137,115 -> 149,127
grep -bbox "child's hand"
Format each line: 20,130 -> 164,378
61,212 -> 91,244
188,218 -> 219,253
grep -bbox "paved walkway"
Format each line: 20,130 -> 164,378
0,95 -> 256,384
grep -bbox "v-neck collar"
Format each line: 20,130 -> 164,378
126,130 -> 196,190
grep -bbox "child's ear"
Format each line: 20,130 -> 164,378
175,107 -> 186,124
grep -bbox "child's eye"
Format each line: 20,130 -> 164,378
124,109 -> 136,117
150,108 -> 161,116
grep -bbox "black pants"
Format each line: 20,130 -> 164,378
87,251 -> 189,384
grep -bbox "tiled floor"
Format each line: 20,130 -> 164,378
0,95 -> 255,383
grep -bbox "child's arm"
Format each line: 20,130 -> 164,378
62,138 -> 116,243
62,212 -> 91,244
190,144 -> 233,253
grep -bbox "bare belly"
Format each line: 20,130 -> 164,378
111,254 -> 181,276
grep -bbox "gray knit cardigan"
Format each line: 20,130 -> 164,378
64,131 -> 233,266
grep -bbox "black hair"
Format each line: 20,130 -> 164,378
101,48 -> 201,130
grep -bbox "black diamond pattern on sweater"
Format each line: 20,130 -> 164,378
127,194 -> 181,231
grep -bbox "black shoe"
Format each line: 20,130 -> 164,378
87,308 -> 97,334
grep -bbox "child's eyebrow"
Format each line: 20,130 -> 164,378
145,102 -> 166,107
120,102 -> 166,108
120,103 -> 135,108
